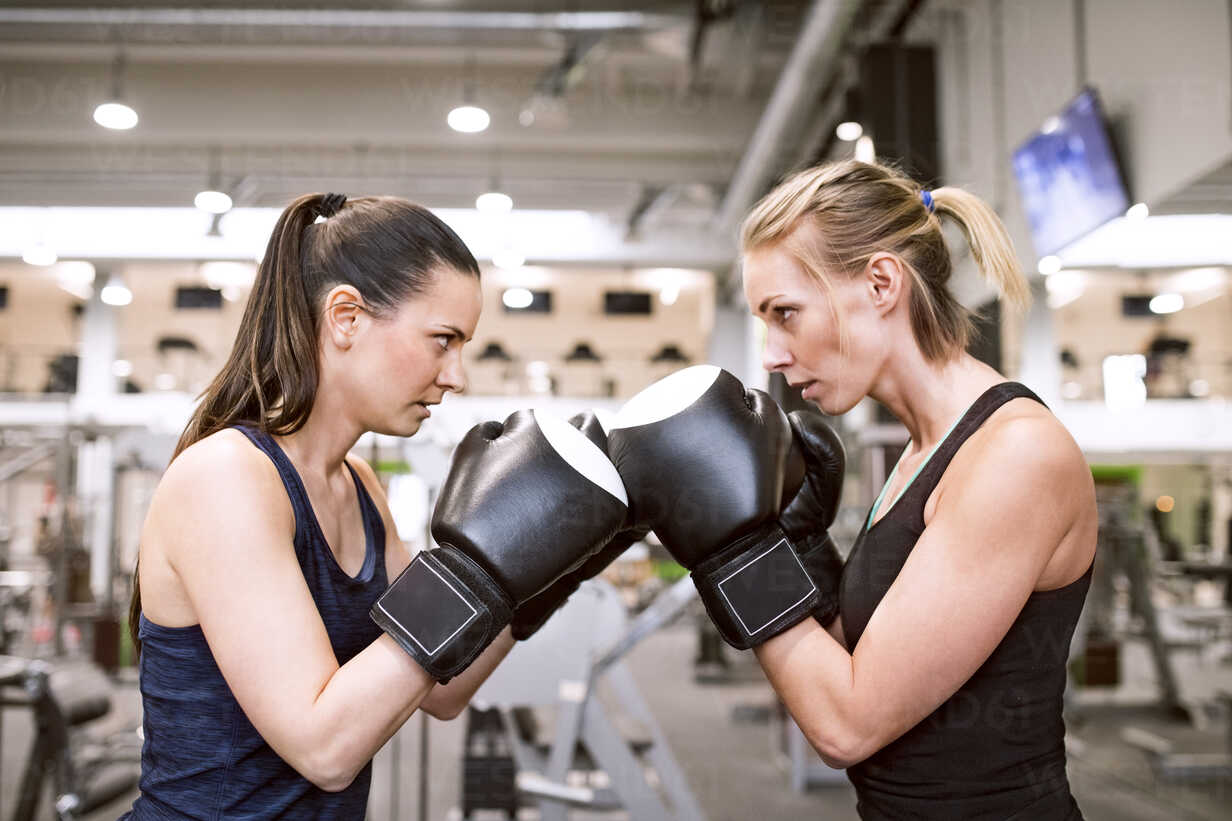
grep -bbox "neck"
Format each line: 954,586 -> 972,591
275,384 -> 363,478
870,350 -> 1005,453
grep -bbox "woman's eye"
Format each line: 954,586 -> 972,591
774,306 -> 797,323
435,335 -> 452,351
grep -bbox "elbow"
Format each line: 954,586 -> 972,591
802,720 -> 869,770
312,771 -> 357,794
422,697 -> 467,721
296,742 -> 361,793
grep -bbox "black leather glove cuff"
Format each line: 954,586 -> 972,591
691,522 -> 819,650
794,530 -> 843,628
370,545 -> 515,683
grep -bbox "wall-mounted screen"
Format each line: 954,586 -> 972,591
1011,87 -> 1130,257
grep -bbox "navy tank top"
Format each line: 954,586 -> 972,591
840,383 -> 1091,820
123,426 -> 388,820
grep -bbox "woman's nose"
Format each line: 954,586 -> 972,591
762,336 -> 793,373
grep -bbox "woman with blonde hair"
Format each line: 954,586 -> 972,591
740,160 -> 1095,819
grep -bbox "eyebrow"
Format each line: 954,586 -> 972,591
437,324 -> 471,343
756,293 -> 785,315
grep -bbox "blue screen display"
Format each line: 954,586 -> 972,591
1011,88 -> 1130,257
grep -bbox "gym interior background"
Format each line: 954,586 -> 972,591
1,1 -> 1231,818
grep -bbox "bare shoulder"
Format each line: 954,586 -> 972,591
140,428 -> 295,624
934,397 -> 1094,570
157,430 -> 277,502
147,429 -> 293,555
955,399 -> 1085,485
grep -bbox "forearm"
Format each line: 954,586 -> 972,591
754,617 -> 864,767
297,633 -> 436,790
421,626 -> 515,719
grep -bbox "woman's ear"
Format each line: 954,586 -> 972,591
321,285 -> 366,350
865,253 -> 905,316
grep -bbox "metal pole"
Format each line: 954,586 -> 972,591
53,429 -> 74,657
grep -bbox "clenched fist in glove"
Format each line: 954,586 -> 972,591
607,365 -> 820,649
510,411 -> 649,640
370,409 -> 628,681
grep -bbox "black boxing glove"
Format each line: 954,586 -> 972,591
608,366 -> 819,650
510,411 -> 648,641
779,411 -> 846,628
370,409 -> 628,681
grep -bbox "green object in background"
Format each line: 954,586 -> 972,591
654,560 -> 688,582
119,618 -> 135,668
1090,464 -> 1142,486
374,459 -> 412,475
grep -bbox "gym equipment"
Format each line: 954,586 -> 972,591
0,656 -> 141,820
470,576 -> 707,821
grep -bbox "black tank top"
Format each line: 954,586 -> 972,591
123,426 -> 387,819
840,382 -> 1091,820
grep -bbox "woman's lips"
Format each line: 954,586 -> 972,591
800,381 -> 819,400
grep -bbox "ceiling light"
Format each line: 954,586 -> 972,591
854,135 -> 875,163
1148,292 -> 1183,314
22,242 -> 57,266
659,284 -> 680,306
93,101 -> 139,130
1126,202 -> 1149,221
502,287 -> 533,309
112,359 -> 134,378
194,190 -> 233,215
565,342 -> 602,363
447,104 -> 490,134
100,275 -> 133,306
476,191 -> 513,214
493,248 -> 525,269
93,51 -> 138,130
835,121 -> 863,141
476,341 -> 512,362
1037,255 -> 1063,275
650,344 -> 689,364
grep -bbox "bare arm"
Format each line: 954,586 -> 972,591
149,436 -> 435,792
348,456 -> 515,721
754,418 -> 1082,767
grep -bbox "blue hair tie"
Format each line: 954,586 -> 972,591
920,189 -> 935,213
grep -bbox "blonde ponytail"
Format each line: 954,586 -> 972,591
930,187 -> 1030,310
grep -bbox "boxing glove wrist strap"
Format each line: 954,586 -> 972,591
370,545 -> 514,683
690,522 -> 819,650
793,530 -> 842,629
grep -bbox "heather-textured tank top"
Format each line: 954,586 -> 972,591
123,426 -> 387,820
840,383 -> 1090,820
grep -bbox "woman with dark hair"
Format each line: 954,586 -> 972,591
122,193 -> 505,818
740,160 -> 1096,818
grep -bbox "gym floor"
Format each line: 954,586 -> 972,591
2,620 -> 1228,820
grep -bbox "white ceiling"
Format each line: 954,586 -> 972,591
0,1 -> 910,270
